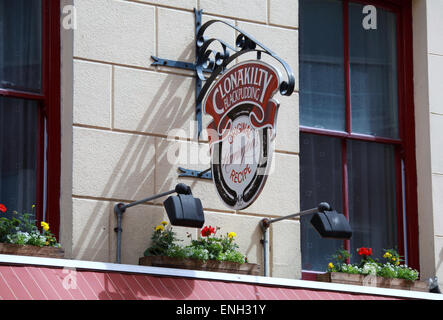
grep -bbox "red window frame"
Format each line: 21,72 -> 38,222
300,0 -> 418,280
0,1 -> 61,238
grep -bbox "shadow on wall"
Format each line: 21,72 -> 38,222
72,47 -> 203,263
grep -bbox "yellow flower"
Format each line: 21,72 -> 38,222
392,257 -> 396,261
45,241 -> 49,246
383,252 -> 392,259
155,225 -> 164,232
328,262 -> 334,269
161,221 -> 168,226
41,221 -> 50,232
227,232 -> 237,239
396,261 -> 400,266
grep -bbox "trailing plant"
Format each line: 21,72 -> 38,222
143,221 -> 180,256
327,247 -> 419,281
0,204 -> 60,248
144,223 -> 247,264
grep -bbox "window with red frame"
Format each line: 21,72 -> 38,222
0,0 -> 60,236
299,0 -> 417,276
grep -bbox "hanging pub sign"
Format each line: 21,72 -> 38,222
203,60 -> 281,210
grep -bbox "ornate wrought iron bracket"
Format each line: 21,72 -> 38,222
150,56 -> 197,71
152,8 -> 295,179
178,167 -> 212,180
151,8 -> 295,138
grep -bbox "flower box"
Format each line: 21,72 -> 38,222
316,272 -> 428,292
139,255 -> 260,276
0,243 -> 64,259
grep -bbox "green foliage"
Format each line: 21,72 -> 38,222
144,223 -> 247,264
0,205 -> 60,248
330,247 -> 350,272
395,265 -> 419,281
0,216 -> 21,243
327,247 -> 419,282
144,223 -> 180,257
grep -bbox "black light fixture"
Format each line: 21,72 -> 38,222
259,202 -> 352,276
113,183 -> 205,263
309,204 -> 353,239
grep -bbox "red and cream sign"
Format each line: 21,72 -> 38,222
203,60 -> 281,210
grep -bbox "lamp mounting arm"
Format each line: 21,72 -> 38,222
260,202 -> 331,232
113,183 -> 197,264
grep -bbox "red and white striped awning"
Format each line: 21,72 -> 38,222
0,255 -> 440,300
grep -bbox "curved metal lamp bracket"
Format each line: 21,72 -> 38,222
151,8 -> 295,179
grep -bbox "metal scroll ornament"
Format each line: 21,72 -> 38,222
194,10 -> 295,137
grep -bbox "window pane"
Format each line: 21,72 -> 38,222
299,0 -> 345,131
347,140 -> 397,263
0,97 -> 38,217
349,3 -> 398,138
0,0 -> 42,92
300,133 -> 343,271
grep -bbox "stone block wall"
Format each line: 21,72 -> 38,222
61,0 -> 300,279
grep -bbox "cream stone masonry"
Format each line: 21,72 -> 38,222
74,0 -> 155,68
242,152 -> 299,216
108,203 -> 200,265
72,198 -> 112,262
236,21 -> 299,92
274,93 -> 299,154
157,8 -> 196,67
113,66 -> 196,139
432,175 -> 443,236
413,0 -> 443,287
270,219 -> 301,279
430,115 -> 443,175
428,54 -> 443,115
154,138 -> 231,212
413,0 -> 435,283
426,0 -> 443,55
200,0 -> 267,24
129,0 -> 198,11
73,60 -> 112,128
201,14 -> 236,42
426,0 -> 443,286
72,127 -> 156,200
269,0 -> 299,28
67,0 -> 301,279
109,203 -> 165,265
60,0 -> 75,261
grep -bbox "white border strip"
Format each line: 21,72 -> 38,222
0,254 -> 441,300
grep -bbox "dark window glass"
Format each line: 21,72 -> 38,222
0,0 -> 42,92
349,3 -> 398,138
0,96 -> 38,215
299,0 -> 345,131
347,140 -> 397,263
300,133 -> 343,271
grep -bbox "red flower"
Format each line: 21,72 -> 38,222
358,247 -> 372,257
0,204 -> 6,213
201,226 -> 215,237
